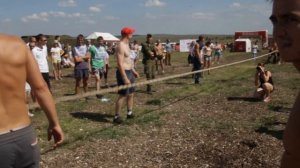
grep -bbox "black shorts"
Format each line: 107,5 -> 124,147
41,73 -> 51,90
116,70 -> 135,95
0,125 -> 40,168
74,69 -> 89,79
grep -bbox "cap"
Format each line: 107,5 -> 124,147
121,27 -> 135,35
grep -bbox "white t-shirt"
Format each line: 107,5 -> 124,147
32,46 -> 49,73
51,47 -> 61,60
252,45 -> 259,54
130,50 -> 137,61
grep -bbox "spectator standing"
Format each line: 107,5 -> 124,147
32,34 -> 51,91
141,34 -> 156,94
72,34 -> 90,95
165,39 -> 172,66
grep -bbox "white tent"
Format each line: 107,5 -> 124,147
86,32 -> 120,42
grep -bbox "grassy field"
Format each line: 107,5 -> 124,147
32,48 -> 299,168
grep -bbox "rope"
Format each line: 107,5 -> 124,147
29,51 -> 276,109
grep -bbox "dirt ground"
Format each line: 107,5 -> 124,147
34,51 -> 298,168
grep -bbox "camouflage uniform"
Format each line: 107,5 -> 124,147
141,42 -> 155,92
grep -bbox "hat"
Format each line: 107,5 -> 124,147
121,27 -> 135,35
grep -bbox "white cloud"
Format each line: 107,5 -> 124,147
58,0 -> 77,7
145,0 -> 165,7
21,11 -> 86,23
105,16 -> 120,21
230,2 -> 241,8
49,11 -> 66,17
192,12 -> 215,20
89,6 -> 101,12
21,12 -> 49,22
2,18 -> 12,23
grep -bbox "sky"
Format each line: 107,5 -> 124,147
0,0 -> 273,36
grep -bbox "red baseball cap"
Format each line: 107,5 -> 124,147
121,27 -> 135,35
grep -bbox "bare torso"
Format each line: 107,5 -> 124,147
119,41 -> 133,70
155,44 -> 163,56
0,34 -> 30,133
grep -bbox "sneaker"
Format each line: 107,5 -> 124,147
101,97 -> 110,102
127,113 -> 135,119
263,97 -> 271,103
28,112 -> 34,117
113,116 -> 123,124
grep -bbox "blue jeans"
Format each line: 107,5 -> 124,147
193,57 -> 202,83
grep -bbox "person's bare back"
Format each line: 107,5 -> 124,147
0,34 -> 31,132
0,33 -> 63,145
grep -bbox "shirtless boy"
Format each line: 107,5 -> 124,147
113,27 -> 140,124
0,34 -> 64,167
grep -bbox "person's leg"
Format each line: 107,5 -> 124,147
144,61 -> 151,93
151,60 -> 156,79
127,93 -> 134,114
155,59 -> 158,72
193,62 -> 200,84
95,73 -> 100,91
207,59 -> 211,75
75,78 -> 81,94
160,59 -> 164,73
115,95 -> 126,117
57,62 -> 62,79
53,62 -> 59,80
168,53 -> 171,65
167,53 -> 170,65
262,83 -> 273,102
83,78 -> 88,93
104,64 -> 109,87
82,69 -> 89,93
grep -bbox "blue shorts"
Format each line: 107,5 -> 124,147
74,69 -> 89,79
116,70 -> 135,95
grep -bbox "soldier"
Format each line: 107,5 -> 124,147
141,34 -> 156,94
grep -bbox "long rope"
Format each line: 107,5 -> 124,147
29,51 -> 276,109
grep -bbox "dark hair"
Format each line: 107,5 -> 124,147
29,36 -> 36,42
198,35 -> 204,41
97,36 -> 104,41
257,63 -> 265,67
205,41 -> 211,46
54,35 -> 60,40
36,34 -> 46,41
147,34 -> 152,38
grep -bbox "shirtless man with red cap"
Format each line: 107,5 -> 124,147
0,34 -> 64,167
113,27 -> 140,124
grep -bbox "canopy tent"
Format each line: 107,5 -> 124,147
86,32 -> 120,42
